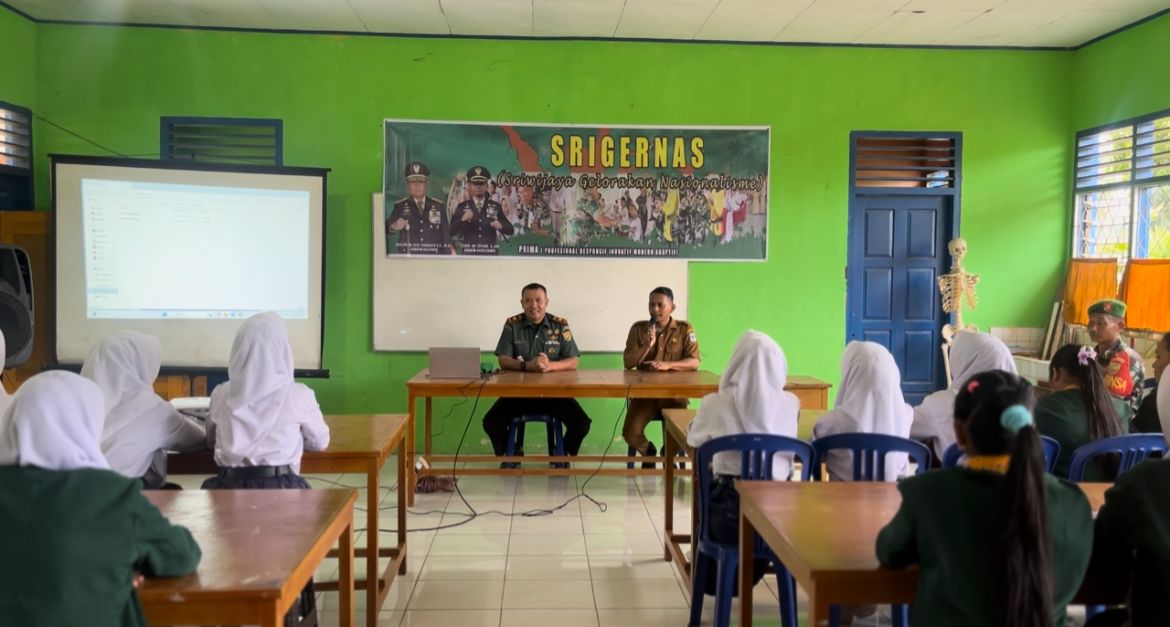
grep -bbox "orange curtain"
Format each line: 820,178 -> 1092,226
1064,258 -> 1119,325
1120,259 -> 1170,331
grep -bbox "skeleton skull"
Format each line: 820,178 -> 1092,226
947,238 -> 968,262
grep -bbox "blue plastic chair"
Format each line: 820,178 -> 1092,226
504,415 -> 565,468
810,433 -> 932,482
1067,433 -> 1168,481
688,434 -> 814,627
811,433 -> 931,627
941,436 -> 1062,473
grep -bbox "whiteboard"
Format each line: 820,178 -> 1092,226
372,194 -> 688,352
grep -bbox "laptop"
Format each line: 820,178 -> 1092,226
428,347 -> 482,379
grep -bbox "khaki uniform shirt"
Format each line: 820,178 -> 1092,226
623,318 -> 699,369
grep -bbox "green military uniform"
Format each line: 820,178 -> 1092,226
483,312 -> 591,457
0,466 -> 201,627
621,318 -> 700,454
1034,389 -> 1129,479
1089,300 -> 1146,420
876,468 -> 1093,627
1094,459 -> 1170,627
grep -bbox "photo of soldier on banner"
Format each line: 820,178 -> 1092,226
382,120 -> 769,261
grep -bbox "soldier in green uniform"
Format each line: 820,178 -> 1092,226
451,166 -> 513,255
877,370 -> 1093,627
622,286 -> 699,467
1088,299 -> 1146,421
483,283 -> 591,465
386,161 -> 452,255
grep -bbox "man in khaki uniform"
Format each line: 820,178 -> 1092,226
622,286 -> 700,467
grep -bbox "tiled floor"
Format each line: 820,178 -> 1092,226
173,466 -> 787,626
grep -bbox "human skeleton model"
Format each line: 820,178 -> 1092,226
938,238 -> 981,383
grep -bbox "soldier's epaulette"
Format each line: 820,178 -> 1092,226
506,313 -> 525,324
548,314 -> 569,326
676,319 -> 691,329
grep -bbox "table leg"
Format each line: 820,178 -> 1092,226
398,434 -> 408,576
339,516 -> 355,627
739,509 -> 754,627
365,461 -> 380,627
663,428 -> 676,562
424,397 -> 433,456
809,587 -> 832,627
261,605 -> 281,627
406,391 -> 417,507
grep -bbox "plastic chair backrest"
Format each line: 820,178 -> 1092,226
811,433 -> 932,481
941,436 -> 1062,473
694,434 -> 815,546
1068,433 -> 1168,481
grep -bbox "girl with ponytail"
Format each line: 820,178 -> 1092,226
877,370 -> 1093,627
1035,343 -> 1127,479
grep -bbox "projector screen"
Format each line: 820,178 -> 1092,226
54,156 -> 327,370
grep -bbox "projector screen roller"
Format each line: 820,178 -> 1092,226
54,156 -> 327,370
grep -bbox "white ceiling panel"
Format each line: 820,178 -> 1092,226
255,0 -> 366,32
3,0 -> 1169,48
696,2 -> 808,41
533,0 -> 624,37
441,0 -> 532,36
854,9 -> 984,45
774,7 -> 895,42
348,0 -> 449,34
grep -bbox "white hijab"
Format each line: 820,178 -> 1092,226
911,331 -> 1016,459
1157,367 -> 1170,446
212,312 -> 300,461
813,341 -> 914,481
81,331 -> 172,442
0,329 -> 10,414
0,370 -> 110,470
687,330 -> 801,479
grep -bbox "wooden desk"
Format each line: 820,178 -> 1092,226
140,489 -> 357,627
661,407 -> 826,591
167,414 -> 408,627
735,481 -> 1114,626
404,369 -> 830,505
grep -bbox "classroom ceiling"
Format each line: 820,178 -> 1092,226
6,0 -> 1170,48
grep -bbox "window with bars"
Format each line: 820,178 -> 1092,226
160,116 -> 283,166
852,135 -> 959,189
0,101 -> 34,209
1073,109 -> 1170,266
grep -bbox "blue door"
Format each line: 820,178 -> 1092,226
846,194 -> 952,406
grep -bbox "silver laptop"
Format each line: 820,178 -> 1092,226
428,347 -> 481,379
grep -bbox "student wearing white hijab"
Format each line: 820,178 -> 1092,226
0,371 -> 201,627
204,311 -> 329,484
813,341 -> 914,482
687,329 -> 801,477
0,328 -> 11,416
910,331 -> 1017,460
82,331 -> 207,488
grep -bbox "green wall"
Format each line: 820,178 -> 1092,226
1074,13 -> 1170,131
0,7 -> 35,107
26,18 -> 1077,453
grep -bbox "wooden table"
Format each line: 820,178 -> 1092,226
404,369 -> 830,504
140,489 -> 357,627
661,407 -> 827,591
168,414 -> 408,627
735,481 -> 1114,626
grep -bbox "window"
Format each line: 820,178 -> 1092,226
160,116 -> 283,166
1073,110 -> 1170,265
852,135 -> 959,189
0,101 -> 34,209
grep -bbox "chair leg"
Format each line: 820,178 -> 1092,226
688,551 -> 709,626
829,604 -> 841,627
627,445 -> 637,470
774,563 -> 797,627
892,604 -> 909,627
504,421 -> 519,457
713,553 -> 738,627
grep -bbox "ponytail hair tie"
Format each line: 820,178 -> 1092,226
1000,404 -> 1033,434
1077,345 -> 1098,366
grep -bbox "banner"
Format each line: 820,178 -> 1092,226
382,120 -> 769,260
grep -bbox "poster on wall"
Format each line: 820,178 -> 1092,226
382,119 -> 769,261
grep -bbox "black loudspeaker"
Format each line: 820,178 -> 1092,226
0,245 -> 33,368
